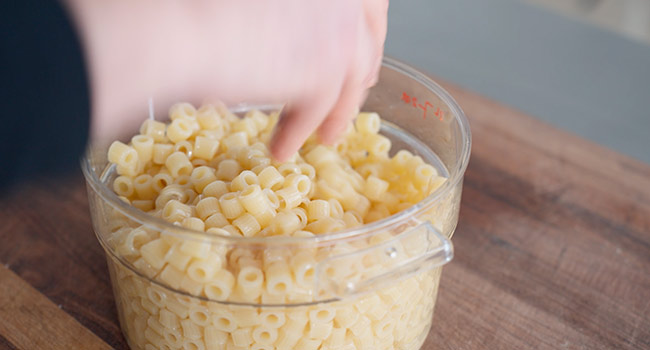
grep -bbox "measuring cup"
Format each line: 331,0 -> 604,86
82,57 -> 471,350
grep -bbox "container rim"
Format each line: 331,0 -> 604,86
81,56 -> 472,245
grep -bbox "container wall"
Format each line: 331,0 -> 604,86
84,59 -> 468,350
363,62 -> 467,175
107,254 -> 442,350
86,152 -> 456,350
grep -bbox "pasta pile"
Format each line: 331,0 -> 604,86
104,102 -> 449,350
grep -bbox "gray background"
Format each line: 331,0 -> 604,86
385,0 -> 650,163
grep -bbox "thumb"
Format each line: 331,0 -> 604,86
269,90 -> 339,161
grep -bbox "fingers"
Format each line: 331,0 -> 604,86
362,0 -> 388,89
269,90 -> 339,162
317,76 -> 364,145
363,0 -> 389,45
318,0 -> 386,146
361,0 -> 386,89
270,0 -> 389,161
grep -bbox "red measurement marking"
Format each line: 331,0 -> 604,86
401,92 -> 444,121
433,107 -> 443,121
418,101 -> 432,119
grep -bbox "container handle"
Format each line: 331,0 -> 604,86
315,221 -> 453,299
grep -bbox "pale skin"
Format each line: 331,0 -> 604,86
63,0 -> 388,161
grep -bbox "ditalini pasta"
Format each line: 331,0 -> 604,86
103,103 -> 452,350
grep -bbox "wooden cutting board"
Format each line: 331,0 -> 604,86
0,80 -> 648,350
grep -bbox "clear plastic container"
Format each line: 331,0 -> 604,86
82,57 -> 471,350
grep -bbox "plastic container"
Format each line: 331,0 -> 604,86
82,57 -> 471,350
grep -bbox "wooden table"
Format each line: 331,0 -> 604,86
1,81 -> 649,350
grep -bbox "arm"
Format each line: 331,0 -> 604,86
65,0 -> 387,160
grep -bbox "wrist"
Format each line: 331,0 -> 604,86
63,0 -> 182,139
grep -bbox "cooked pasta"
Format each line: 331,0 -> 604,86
211,309 -> 237,332
259,311 -> 285,329
140,119 -> 167,142
231,308 -> 260,328
203,269 -> 234,301
132,135 -> 154,164
164,245 -> 192,271
215,159 -> 241,181
239,185 -> 269,216
257,166 -> 283,190
251,326 -> 277,345
265,261 -> 293,296
165,152 -> 193,177
133,174 -> 156,199
270,211 -> 302,235
187,253 -> 221,283
245,109 -> 269,131
231,327 -> 252,347
113,176 -> 134,197
161,199 -> 191,222
152,143 -> 174,165
202,180 -> 228,198
104,104 -> 450,350
306,199 -> 329,222
195,197 -> 221,221
292,207 -> 308,227
204,212 -> 229,229
233,117 -> 258,138
108,141 -> 139,176
230,170 -> 258,192
364,175 -> 390,201
283,174 -> 311,195
167,118 -> 195,143
190,166 -> 217,193
275,186 -> 302,210
308,320 -> 333,340
232,213 -> 261,237
221,131 -> 248,151
196,104 -> 221,130
355,112 -> 381,134
219,192 -> 244,219
140,239 -> 170,270
194,136 -> 220,161
170,102 -> 197,120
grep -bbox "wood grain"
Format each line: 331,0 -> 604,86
0,80 -> 648,350
0,333 -> 18,350
423,82 -> 650,350
0,173 -> 127,349
0,264 -> 112,350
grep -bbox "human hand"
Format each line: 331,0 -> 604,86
64,0 -> 388,160
269,0 -> 389,160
